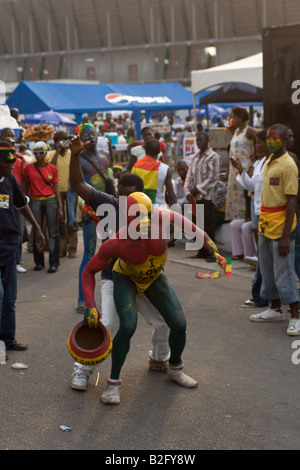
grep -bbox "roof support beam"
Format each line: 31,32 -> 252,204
47,18 -> 52,53
0,35 -> 262,61
106,10 -> 111,48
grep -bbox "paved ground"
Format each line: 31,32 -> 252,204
1,232 -> 300,451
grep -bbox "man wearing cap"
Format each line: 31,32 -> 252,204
0,127 -> 27,273
75,123 -> 116,313
0,141 -> 45,351
24,141 -> 63,273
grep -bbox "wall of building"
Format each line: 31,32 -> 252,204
1,39 -> 262,87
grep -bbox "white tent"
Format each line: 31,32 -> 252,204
191,53 -> 263,97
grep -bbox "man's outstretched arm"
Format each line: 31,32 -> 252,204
69,135 -> 92,203
158,207 -> 217,254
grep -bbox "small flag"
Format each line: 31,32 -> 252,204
195,271 -> 220,279
225,257 -> 232,278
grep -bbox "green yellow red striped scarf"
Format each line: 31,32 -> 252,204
131,155 -> 160,204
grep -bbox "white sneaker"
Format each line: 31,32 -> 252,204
17,264 -> 27,273
287,318 -> 300,336
244,256 -> 258,269
101,380 -> 121,405
71,372 -> 89,391
250,308 -> 286,322
245,255 -> 258,263
167,363 -> 198,388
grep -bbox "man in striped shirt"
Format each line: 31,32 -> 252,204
131,139 -> 176,207
184,131 -> 220,261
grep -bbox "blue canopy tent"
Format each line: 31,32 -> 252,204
7,81 -> 197,139
24,110 -> 77,126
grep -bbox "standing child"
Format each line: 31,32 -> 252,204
24,141 -> 63,273
174,160 -> 189,206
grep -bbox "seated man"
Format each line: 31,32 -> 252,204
82,191 -> 223,405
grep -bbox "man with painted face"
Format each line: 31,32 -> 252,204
250,124 -> 300,335
69,135 -> 171,391
81,188 -> 221,405
75,124 -> 117,313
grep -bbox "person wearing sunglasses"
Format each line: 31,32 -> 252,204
24,141 -> 63,273
0,141 -> 45,352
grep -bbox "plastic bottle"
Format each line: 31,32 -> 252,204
0,340 -> 6,364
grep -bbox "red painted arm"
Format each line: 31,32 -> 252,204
157,207 -> 229,275
157,207 -> 218,255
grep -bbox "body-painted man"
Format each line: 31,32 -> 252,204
81,191 -> 221,405
69,136 -> 171,391
250,124 -> 300,334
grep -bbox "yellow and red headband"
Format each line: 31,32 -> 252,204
78,123 -> 95,137
0,145 -> 16,162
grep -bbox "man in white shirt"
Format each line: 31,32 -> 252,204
184,132 -> 220,261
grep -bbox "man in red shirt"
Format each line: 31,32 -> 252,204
24,141 -> 63,273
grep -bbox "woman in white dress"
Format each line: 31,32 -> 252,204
225,106 -> 255,221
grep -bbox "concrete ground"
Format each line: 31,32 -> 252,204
0,231 -> 300,451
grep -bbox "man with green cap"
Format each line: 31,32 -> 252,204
0,141 -> 45,352
75,123 -> 116,313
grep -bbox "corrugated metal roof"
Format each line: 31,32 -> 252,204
0,0 -> 299,56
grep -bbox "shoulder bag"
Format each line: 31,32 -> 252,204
80,153 -> 117,197
33,162 -> 54,188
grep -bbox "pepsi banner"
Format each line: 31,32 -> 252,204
105,93 -> 172,106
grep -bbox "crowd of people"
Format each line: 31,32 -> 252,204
1,103 -> 300,404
